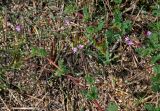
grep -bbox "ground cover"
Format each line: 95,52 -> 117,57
0,0 -> 160,111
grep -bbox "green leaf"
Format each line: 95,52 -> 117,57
97,19 -> 104,32
149,33 -> 159,46
151,74 -> 160,92
64,4 -> 76,14
87,86 -> 98,100
155,107 -> 160,111
113,0 -> 122,4
149,21 -> 160,31
136,48 -> 153,57
151,4 -> 160,17
86,26 -> 95,34
107,102 -> 118,111
144,103 -> 155,111
122,20 -> 132,34
153,65 -> 160,74
38,48 -> 47,57
113,9 -> 122,23
55,59 -> 68,77
31,47 -> 38,56
85,75 -> 95,84
83,6 -> 90,22
152,55 -> 160,64
105,29 -> 119,45
31,47 -> 47,57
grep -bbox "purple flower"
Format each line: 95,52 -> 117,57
15,25 -> 21,32
144,31 -> 152,37
77,44 -> 84,49
146,31 -> 152,36
127,40 -> 134,45
72,47 -> 78,53
125,36 -> 134,46
125,37 -> 130,42
64,19 -> 70,26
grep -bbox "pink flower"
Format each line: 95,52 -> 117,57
78,44 -> 84,49
64,19 -> 70,26
72,47 -> 78,53
125,36 -> 134,46
125,36 -> 130,41
127,40 -> 134,45
144,31 -> 152,37
146,31 -> 152,36
15,25 -> 21,32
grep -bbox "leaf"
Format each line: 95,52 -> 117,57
55,59 -> 68,77
87,86 -> 98,100
136,48 -> 153,57
113,0 -> 122,4
105,30 -> 117,45
97,19 -> 104,32
31,47 -> 38,56
151,4 -> 160,17
31,47 -> 47,57
38,48 -> 47,57
155,107 -> 160,111
151,74 -> 160,92
83,6 -> 90,22
153,65 -> 160,74
107,102 -> 118,111
122,20 -> 132,34
113,9 -> 122,23
64,4 -> 76,14
85,75 -> 95,84
152,55 -> 160,64
144,103 -> 155,111
86,26 -> 95,34
149,21 -> 160,31
149,33 -> 159,46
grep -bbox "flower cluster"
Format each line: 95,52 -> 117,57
72,44 -> 84,53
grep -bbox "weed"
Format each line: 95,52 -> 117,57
54,59 -> 68,77
31,46 -> 48,57
136,20 -> 160,92
106,101 -> 118,111
144,103 -> 160,111
81,75 -> 98,100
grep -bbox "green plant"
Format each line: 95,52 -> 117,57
144,103 -> 160,111
106,102 -> 118,111
106,8 -> 132,45
54,59 -> 68,77
85,18 -> 112,64
81,75 -> 98,100
0,72 -> 7,91
151,3 -> 160,17
64,3 -> 77,15
31,47 -> 48,57
83,6 -> 90,22
136,21 -> 160,92
112,0 -> 122,4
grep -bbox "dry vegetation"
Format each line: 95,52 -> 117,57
0,0 -> 160,111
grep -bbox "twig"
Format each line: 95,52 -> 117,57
46,57 -> 61,71
35,92 -> 48,107
1,107 -> 40,110
0,96 -> 11,111
92,100 -> 104,111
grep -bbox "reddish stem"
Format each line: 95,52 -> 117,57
92,100 -> 104,111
